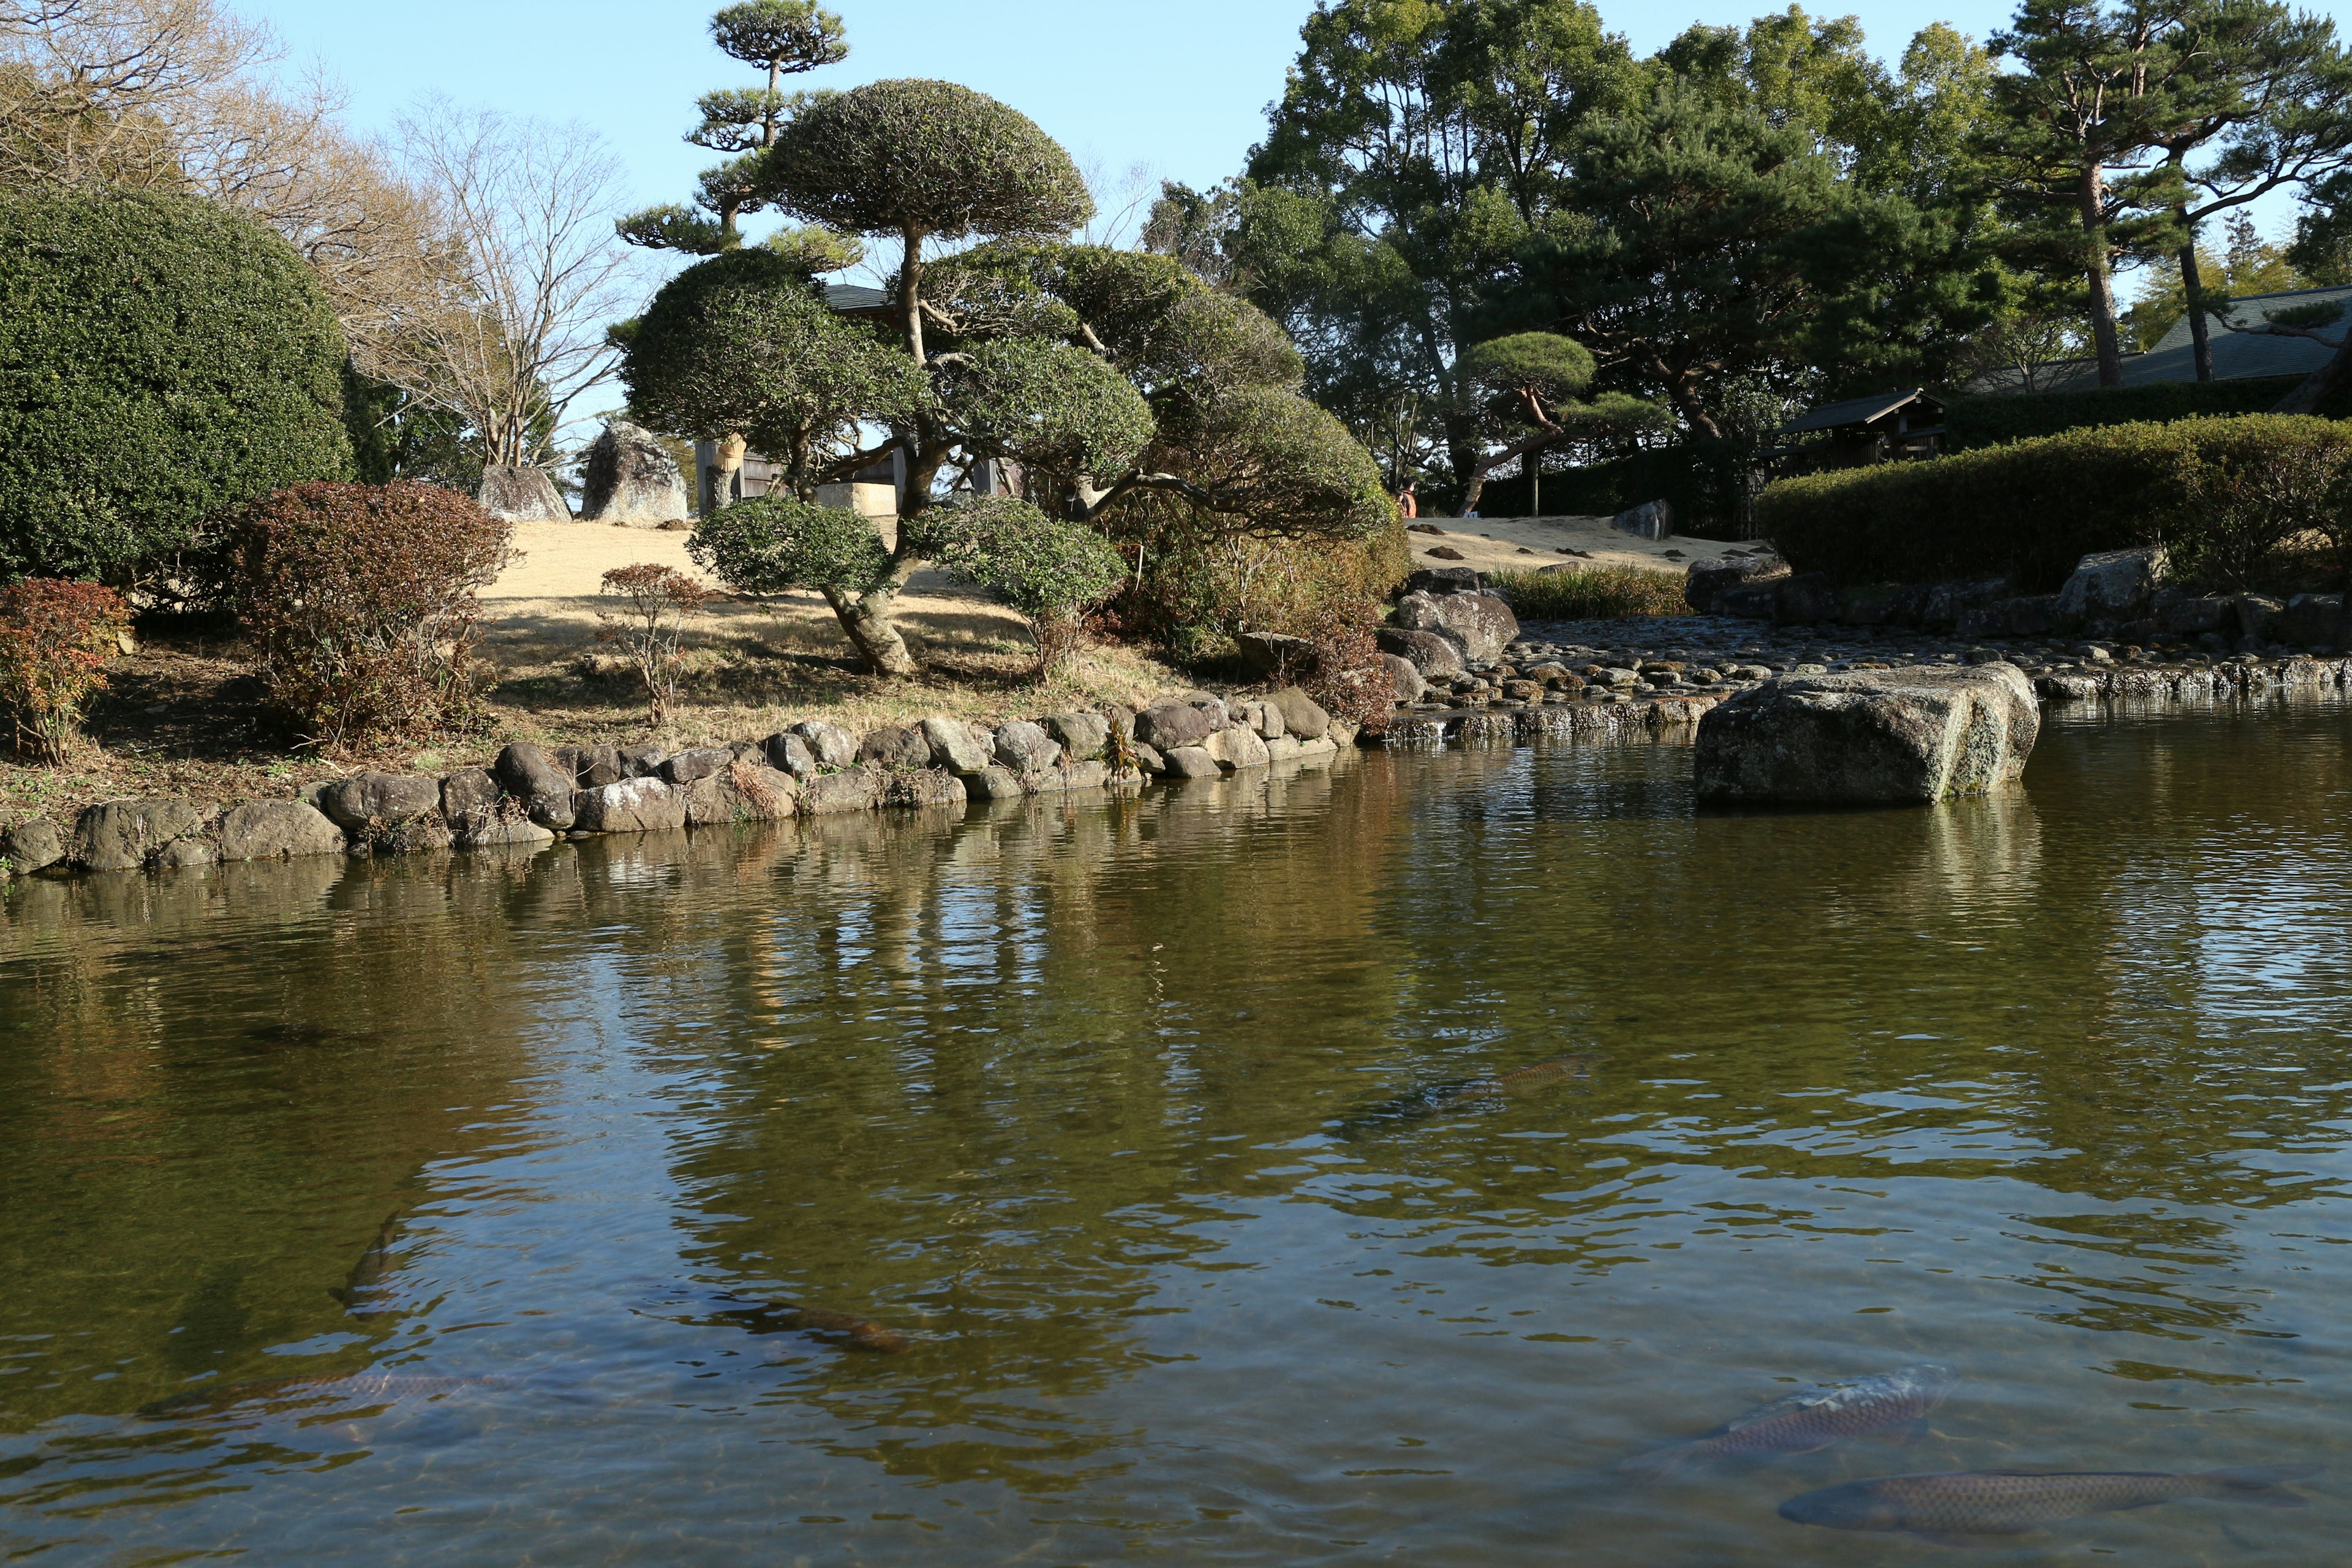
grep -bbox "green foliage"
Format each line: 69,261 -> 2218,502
762,224 -> 864,273
1758,414 -> 2352,591
1486,564 -> 1686,619
941,339 -> 1155,480
0,188 -> 353,586
0,578 -> 128,761
1147,386 -> 1395,544
342,369 -> 481,491
617,203 -> 736,254
1463,333 -> 1596,402
622,248 -> 927,495
216,483 -> 513,746
757,79 -> 1093,243
1943,375 -> 2352,448
925,496 -> 1125,671
689,495 -> 894,599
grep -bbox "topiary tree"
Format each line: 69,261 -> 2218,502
618,1 -> 852,253
924,496 -> 1126,674
624,79 -> 1392,677
756,78 -> 1095,362
1453,332 -> 1667,517
0,188 -> 353,587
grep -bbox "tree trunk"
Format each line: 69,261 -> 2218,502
823,585 -> 920,677
899,227 -> 926,364
707,432 -> 746,513
1443,411 -> 1481,516
2080,168 -> 2124,388
2180,239 -> 2214,383
2272,326 -> 2352,415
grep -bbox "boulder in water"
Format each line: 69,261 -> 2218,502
1695,663 -> 2038,805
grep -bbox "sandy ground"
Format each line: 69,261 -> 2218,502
1402,514 -> 1749,578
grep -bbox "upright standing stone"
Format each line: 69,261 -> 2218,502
578,420 -> 690,527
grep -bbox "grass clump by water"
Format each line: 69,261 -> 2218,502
1485,565 -> 1686,620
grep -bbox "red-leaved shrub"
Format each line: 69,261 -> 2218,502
0,578 -> 129,761
217,482 -> 514,746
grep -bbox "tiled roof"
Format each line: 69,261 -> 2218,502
1774,388 -> 1942,435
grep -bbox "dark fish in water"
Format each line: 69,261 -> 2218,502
1338,1054 -> 1598,1136
1781,1466 -> 2316,1541
328,1210 -> 404,1314
140,1373 -> 508,1418
1618,1363 -> 1955,1480
715,1298 -> 913,1354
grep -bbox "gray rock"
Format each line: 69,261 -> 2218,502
2234,592 -> 2285,643
1266,687 -> 1331,741
1711,581 -> 1781,619
1687,556 -> 1789,613
1183,692 -> 1231,730
2281,593 -> 2344,648
153,835 -> 219,869
1131,742 -> 1167,775
762,731 -> 819,778
439,769 -> 502,829
217,801 -> 347,861
1265,733 -> 1304,763
574,777 -> 688,834
1058,759 -> 1113,791
1377,626 -> 1466,679
460,817 -> 556,850
1404,565 -> 1485,595
800,768 -> 882,815
2,817 -> 66,875
1237,630 -> 1317,676
857,725 -> 934,770
1042,711 -> 1111,761
684,762 -> 798,824
993,720 -> 1062,772
1695,663 -> 2040,805
72,799 -> 211,872
660,746 -> 736,785
556,744 -> 623,788
496,744 -> 580,829
617,743 -> 669,779
792,721 -> 859,768
883,769 -> 969,810
920,717 -> 993,774
1134,703 -> 1212,751
1771,572 -> 1839,625
477,464 -> 570,522
1205,723 -> 1270,769
317,771 -> 442,832
1611,499 -> 1673,540
369,812 -> 455,856
2056,546 -> 2166,622
2159,594 -> 2233,635
578,419 -> 690,527
1393,589 -> 1518,664
1160,745 -> 1222,779
967,766 -> 1030,800
1379,652 -> 1429,703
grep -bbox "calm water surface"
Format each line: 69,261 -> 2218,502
5,702 -> 2352,1565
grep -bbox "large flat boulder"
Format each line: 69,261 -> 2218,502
72,799 -> 211,872
1392,590 -> 1517,663
217,801 -> 347,861
1686,556 -> 1787,613
1695,663 -> 2039,805
574,777 -> 687,834
2056,546 -> 2165,623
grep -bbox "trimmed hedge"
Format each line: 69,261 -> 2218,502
1943,375 -> 2352,450
0,189 -> 353,584
1759,415 -> 2352,591
1477,446 -> 1740,530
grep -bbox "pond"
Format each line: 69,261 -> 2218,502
4,701 -> 2351,1566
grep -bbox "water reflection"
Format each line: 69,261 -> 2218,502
2,712 -> 2350,1564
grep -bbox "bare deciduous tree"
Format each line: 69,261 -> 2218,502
377,101 -> 640,469
0,0 -> 260,188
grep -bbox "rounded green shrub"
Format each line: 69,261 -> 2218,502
0,189 -> 353,584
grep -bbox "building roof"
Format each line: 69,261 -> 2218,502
1774,388 -> 1945,436
2024,284 -> 2352,391
823,282 -> 891,314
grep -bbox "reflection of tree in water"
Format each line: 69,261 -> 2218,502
0,851 -> 554,1446
644,760 -> 1429,1488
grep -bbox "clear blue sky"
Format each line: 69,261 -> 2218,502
236,0 -> 2060,229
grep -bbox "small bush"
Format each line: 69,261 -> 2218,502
216,482 -> 514,747
1758,415 -> 2352,591
925,497 -> 1126,675
1487,564 -> 1686,620
0,579 -> 129,761
598,564 -> 714,723
690,496 -> 893,598
1104,507 -> 1411,660
0,189 -> 353,586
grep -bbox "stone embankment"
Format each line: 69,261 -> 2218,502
1,691 -> 1357,880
